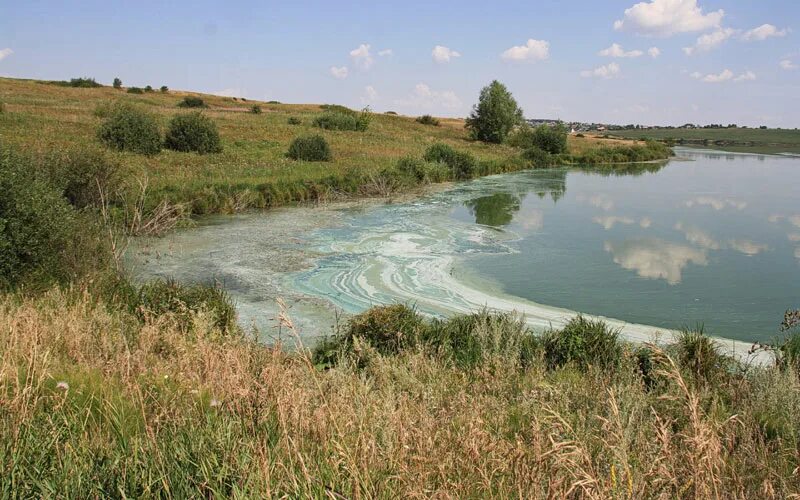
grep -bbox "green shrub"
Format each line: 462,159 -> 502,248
425,311 -> 539,368
541,315 -> 622,371
97,103 -> 162,155
164,113 -> 222,154
508,125 -> 568,154
137,279 -> 237,334
394,156 -> 450,183
267,100 -> 280,104
313,109 -> 370,132
112,77 -> 122,89
0,148 -> 79,290
287,116 -> 302,125
423,143 -> 477,180
69,77 -> 102,88
521,146 -> 553,167
575,133 -> 585,138
46,148 -> 124,209
416,114 -> 440,126
144,85 -> 154,93
673,326 -> 730,383
384,111 -> 398,115
312,305 -> 427,366
177,96 -> 207,108
250,104 -> 262,114
160,85 -> 169,93
287,135 -> 331,161
126,87 -> 144,94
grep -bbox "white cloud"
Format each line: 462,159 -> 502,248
728,239 -> 769,256
577,193 -> 614,211
640,217 -> 653,228
734,70 -> 756,82
395,83 -> 463,111
789,215 -> 800,228
604,238 -> 708,285
599,43 -> 643,58
614,0 -> 724,36
501,39 -> 550,62
742,24 -> 788,42
593,215 -> 635,230
432,45 -> 461,64
683,28 -> 737,55
780,59 -> 797,70
581,62 -> 621,79
378,49 -> 393,57
684,196 -> 747,209
329,66 -> 349,79
0,48 -> 12,61
674,222 -> 721,249
788,233 -> 800,242
349,43 -> 374,70
690,69 -> 754,83
648,47 -> 661,58
361,85 -> 378,104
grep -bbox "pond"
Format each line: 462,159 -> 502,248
128,149 -> 800,351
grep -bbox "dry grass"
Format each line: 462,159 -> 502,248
0,77 -> 516,215
1,290 -> 798,497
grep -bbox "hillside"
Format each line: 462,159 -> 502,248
0,77 -> 658,216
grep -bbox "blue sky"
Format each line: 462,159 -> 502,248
2,0 -> 799,126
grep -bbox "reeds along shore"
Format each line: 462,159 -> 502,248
1,294 -> 798,498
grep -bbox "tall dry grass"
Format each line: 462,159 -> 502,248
1,290 -> 798,497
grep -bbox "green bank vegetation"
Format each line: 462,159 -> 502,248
611,127 -> 800,154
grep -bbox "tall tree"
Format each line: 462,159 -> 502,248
465,80 -> 524,144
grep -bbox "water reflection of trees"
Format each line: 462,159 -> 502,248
583,162 -> 667,177
465,193 -> 522,227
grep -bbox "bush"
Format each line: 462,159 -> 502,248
674,327 -> 730,383
160,85 -> 169,93
425,311 -> 540,368
250,104 -> 262,114
423,143 -> 477,180
465,80 -> 524,143
541,315 -> 622,371
384,111 -> 398,115
126,87 -> 144,94
395,156 -> 448,183
416,114 -> 440,126
144,85 -> 154,93
287,135 -> 331,161
97,103 -> 162,155
164,113 -> 223,154
575,133 -> 585,138
69,77 -> 101,88
312,305 -> 427,366
508,124 -> 568,154
521,146 -> 553,167
112,78 -> 122,89
319,104 -> 353,113
267,100 -> 280,104
0,148 -> 79,290
46,148 -> 124,209
177,96 -> 207,108
137,279 -> 237,334
313,109 -> 370,132
287,116 -> 302,125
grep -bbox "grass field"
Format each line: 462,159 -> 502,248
612,127 -> 800,154
0,77 -> 656,216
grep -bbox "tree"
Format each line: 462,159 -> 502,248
465,80 -> 523,144
160,85 -> 169,92
113,77 -> 122,89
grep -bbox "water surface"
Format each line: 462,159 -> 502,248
129,149 -> 800,348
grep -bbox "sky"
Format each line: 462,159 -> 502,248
1,0 -> 799,127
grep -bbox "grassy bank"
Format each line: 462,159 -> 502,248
1,293 -> 799,497
0,77 -> 668,218
611,127 -> 800,154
